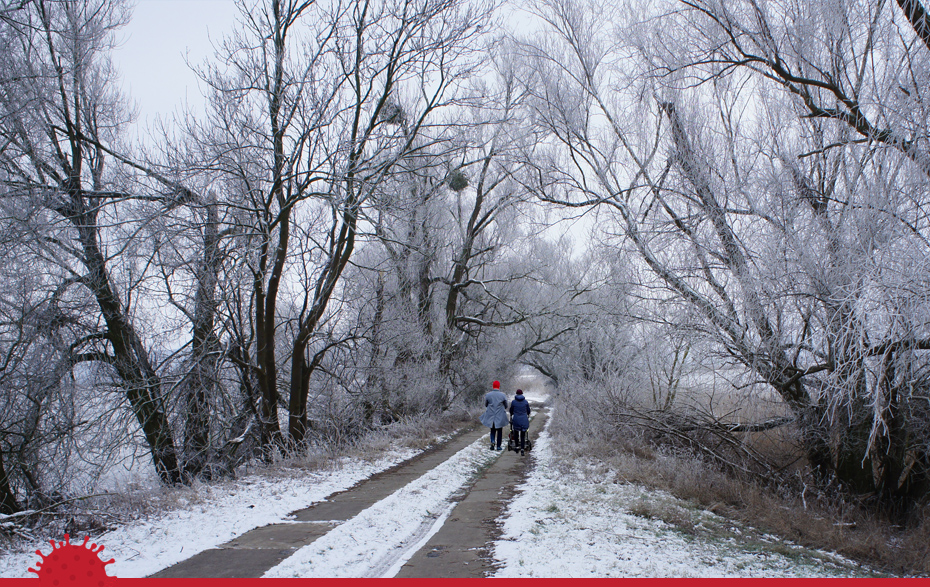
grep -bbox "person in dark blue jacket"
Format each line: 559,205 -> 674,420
509,389 -> 532,455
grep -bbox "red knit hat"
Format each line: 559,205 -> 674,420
492,380 -> 500,389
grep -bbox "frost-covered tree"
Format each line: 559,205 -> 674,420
513,0 -> 930,509
0,0 -> 183,485
190,0 -> 494,451
349,65 -> 548,421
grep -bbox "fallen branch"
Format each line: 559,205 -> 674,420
609,407 -> 789,482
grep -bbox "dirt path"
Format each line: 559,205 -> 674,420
151,406 -> 546,578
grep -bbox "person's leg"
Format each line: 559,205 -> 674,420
490,428 -> 496,449
495,427 -> 503,449
519,430 -> 527,450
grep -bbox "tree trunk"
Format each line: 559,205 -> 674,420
181,202 -> 222,479
0,445 -> 20,516
252,0 -> 292,455
895,0 -> 930,52
871,346 -> 930,514
74,210 -> 182,485
362,271 -> 386,426
285,185 -> 359,445
287,347 -> 310,446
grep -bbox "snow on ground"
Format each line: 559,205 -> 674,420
1,406 -> 879,579
492,421 -> 873,578
0,448 -> 418,578
264,435 -> 501,578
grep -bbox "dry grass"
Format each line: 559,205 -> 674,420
553,416 -> 930,576
551,375 -> 930,576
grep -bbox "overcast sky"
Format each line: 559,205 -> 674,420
114,0 -> 240,129
110,0 -> 592,244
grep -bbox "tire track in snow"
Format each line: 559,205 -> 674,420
263,435 -> 501,578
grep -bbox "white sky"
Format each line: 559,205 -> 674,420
114,0 -> 241,128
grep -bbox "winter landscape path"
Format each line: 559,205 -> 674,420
2,395 -> 876,578
395,409 -> 548,577
150,413 -> 519,578
149,405 -> 544,578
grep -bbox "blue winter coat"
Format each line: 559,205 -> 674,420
480,390 -> 509,428
509,395 -> 531,431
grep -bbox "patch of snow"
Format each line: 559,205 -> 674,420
0,448 -> 417,578
264,436 -> 501,578
492,423 -> 869,578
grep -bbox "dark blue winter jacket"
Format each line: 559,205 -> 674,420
509,395 -> 531,431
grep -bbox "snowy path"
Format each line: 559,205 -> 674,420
260,409 -> 869,578
0,448 -> 419,578
264,434 -> 501,578
1,405 -> 875,578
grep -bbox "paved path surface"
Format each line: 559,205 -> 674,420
151,405 -> 546,578
396,408 -> 548,578
150,423 -> 482,578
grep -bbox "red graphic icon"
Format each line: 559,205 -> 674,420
29,534 -> 115,586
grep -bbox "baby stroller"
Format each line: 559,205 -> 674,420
506,420 -> 532,453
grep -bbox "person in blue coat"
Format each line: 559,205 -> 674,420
479,380 -> 508,450
509,389 -> 532,455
